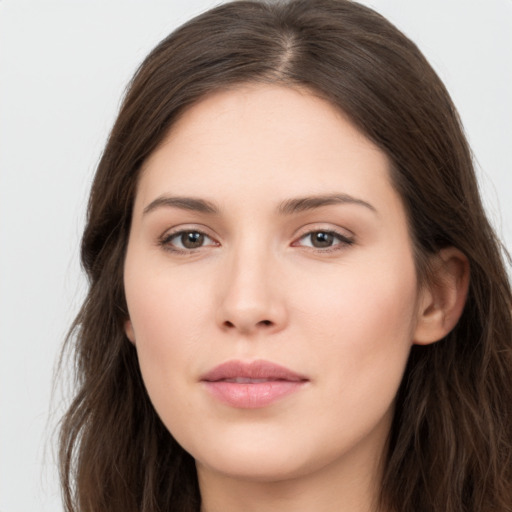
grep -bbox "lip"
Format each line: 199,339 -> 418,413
200,360 -> 309,409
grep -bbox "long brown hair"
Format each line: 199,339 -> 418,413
59,1 -> 512,511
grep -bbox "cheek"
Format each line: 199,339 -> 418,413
299,243 -> 419,343
294,254 -> 419,409
123,257 -> 214,408
125,245 -> 214,340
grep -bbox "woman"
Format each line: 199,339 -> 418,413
59,1 -> 512,511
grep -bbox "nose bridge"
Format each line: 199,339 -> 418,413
217,234 -> 286,334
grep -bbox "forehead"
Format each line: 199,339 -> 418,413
136,84 -> 399,218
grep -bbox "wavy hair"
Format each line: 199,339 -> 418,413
59,1 -> 512,511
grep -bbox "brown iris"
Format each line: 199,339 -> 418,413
181,231 -> 205,249
310,231 -> 335,248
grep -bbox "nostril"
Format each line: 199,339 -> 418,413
223,319 -> 273,329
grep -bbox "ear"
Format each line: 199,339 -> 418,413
413,247 -> 470,345
124,319 -> 136,344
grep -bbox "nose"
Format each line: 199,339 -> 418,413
216,247 -> 288,336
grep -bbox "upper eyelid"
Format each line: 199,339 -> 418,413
160,224 -> 217,239
293,223 -> 354,239
299,227 -> 352,237
163,230 -> 215,241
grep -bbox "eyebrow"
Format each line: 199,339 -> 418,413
278,194 -> 377,215
143,196 -> 218,215
143,193 -> 377,216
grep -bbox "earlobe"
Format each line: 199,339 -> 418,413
124,319 -> 136,344
413,247 -> 470,345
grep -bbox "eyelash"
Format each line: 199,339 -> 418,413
159,229 -> 218,254
158,228 -> 354,254
294,229 -> 354,253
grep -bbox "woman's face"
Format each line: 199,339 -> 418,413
124,84 -> 426,484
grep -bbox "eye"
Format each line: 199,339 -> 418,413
294,230 -> 353,250
160,230 -> 218,252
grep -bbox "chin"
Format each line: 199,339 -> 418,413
180,403 -> 394,487
181,425 -> 309,482
186,425 -> 350,485
197,449 -> 315,483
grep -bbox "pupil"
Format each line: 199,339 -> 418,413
182,232 -> 204,249
312,232 -> 333,248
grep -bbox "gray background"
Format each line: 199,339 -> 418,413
1,1 -> 511,510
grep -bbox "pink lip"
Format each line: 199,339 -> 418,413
200,360 -> 309,409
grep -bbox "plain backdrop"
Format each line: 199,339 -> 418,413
0,1 -> 511,510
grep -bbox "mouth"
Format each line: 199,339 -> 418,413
200,360 -> 309,409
